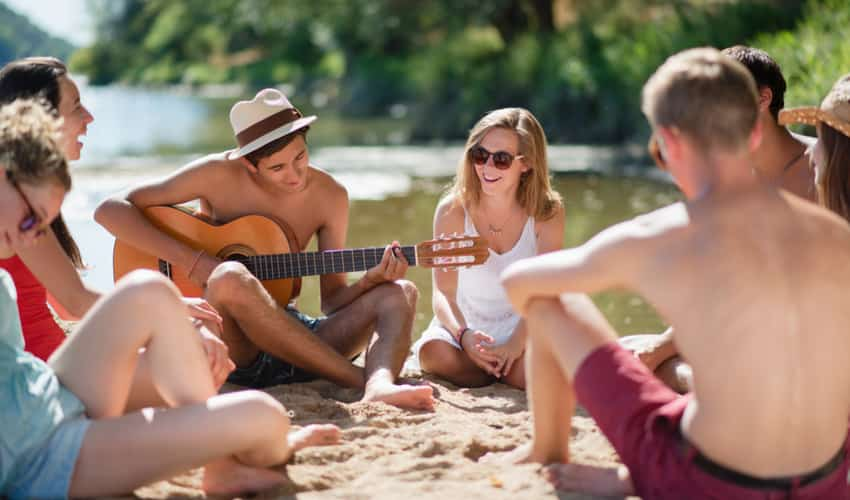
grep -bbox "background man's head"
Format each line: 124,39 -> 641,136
722,45 -> 786,121
642,47 -> 759,157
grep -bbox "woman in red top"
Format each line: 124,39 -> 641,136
0,57 -> 233,394
0,57 -> 97,360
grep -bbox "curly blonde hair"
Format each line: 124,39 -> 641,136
1,98 -> 69,190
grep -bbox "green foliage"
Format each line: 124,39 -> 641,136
756,0 -> 850,135
0,3 -> 74,66
70,0 -> 825,142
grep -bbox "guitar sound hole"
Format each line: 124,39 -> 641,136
226,254 -> 251,265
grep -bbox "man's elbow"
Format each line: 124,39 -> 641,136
93,197 -> 125,228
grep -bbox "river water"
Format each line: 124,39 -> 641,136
65,84 -> 678,336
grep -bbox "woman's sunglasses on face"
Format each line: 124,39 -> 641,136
468,145 -> 521,170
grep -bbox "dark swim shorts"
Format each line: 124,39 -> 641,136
226,307 -> 325,388
573,341 -> 850,500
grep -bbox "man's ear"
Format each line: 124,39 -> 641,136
657,126 -> 680,164
758,87 -> 773,114
237,156 -> 258,173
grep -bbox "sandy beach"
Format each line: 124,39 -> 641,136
106,369 -> 628,500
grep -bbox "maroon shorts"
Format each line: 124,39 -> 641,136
572,342 -> 850,499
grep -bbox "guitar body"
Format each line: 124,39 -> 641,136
113,206 -> 299,305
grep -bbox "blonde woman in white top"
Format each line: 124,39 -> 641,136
414,108 -> 564,389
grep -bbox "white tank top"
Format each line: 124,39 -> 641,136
455,208 -> 537,343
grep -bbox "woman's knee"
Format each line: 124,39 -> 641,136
419,340 -> 464,374
235,391 -> 290,439
113,270 -> 181,308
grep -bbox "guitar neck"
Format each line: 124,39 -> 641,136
233,246 -> 418,281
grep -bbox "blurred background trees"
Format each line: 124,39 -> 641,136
61,0 -> 844,143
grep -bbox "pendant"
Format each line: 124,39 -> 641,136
488,224 -> 502,235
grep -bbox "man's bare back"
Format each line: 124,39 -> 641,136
496,49 -> 850,498
624,187 -> 850,476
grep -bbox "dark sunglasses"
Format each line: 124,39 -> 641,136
10,179 -> 43,234
468,145 -> 521,170
648,134 -> 668,170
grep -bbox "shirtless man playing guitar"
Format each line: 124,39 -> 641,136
96,89 -> 434,410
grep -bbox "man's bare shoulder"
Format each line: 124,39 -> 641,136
620,202 -> 691,241
580,202 -> 690,268
307,165 -> 348,199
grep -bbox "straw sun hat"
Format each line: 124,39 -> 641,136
778,75 -> 850,139
227,88 -> 317,160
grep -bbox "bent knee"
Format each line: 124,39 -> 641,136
373,279 -> 418,312
206,261 -> 259,304
113,270 -> 180,306
419,340 -> 460,373
240,391 -> 290,435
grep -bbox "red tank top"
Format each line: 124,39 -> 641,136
0,255 -> 65,360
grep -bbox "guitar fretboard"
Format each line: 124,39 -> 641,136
224,246 -> 417,280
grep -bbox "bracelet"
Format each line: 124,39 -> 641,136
457,327 -> 472,350
187,249 -> 205,280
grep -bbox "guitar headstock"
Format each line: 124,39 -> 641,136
415,233 -> 490,269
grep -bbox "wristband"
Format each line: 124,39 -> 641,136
457,327 -> 472,350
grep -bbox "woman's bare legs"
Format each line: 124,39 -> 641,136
50,271 -> 215,416
49,271 -> 339,496
69,391 -> 338,497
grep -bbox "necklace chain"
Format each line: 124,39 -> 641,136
487,209 -> 517,236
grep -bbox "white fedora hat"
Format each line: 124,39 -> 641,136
226,88 -> 317,160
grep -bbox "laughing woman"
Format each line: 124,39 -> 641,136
0,100 -> 339,499
0,58 -> 235,394
413,108 -> 564,389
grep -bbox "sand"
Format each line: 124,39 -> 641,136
104,370 -> 631,500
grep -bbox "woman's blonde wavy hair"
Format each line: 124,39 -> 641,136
448,107 -> 561,220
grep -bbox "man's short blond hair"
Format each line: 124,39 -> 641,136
641,47 -> 759,153
0,98 -> 69,190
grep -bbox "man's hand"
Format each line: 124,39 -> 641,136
195,324 -> 235,388
480,333 -> 525,378
461,329 -> 502,377
182,297 -> 223,335
362,242 -> 409,287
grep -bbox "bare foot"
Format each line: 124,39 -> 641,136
202,457 -> 287,495
479,442 -> 540,464
542,463 -> 634,496
362,379 -> 435,410
288,424 -> 341,453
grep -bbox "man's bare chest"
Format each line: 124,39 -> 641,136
204,195 -> 322,251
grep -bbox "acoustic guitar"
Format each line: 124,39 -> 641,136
113,206 -> 490,305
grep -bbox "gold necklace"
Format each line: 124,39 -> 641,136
487,209 -> 516,236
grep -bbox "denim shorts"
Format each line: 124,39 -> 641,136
226,307 -> 325,388
5,416 -> 91,499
